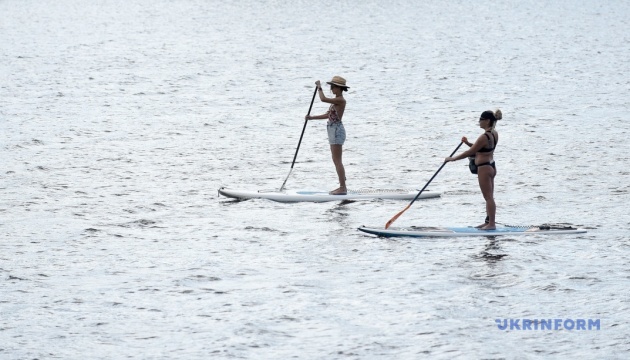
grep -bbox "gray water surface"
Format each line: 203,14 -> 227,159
1,0 -> 628,358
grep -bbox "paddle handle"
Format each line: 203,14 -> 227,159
279,86 -> 319,191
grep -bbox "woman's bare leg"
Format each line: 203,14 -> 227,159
478,165 -> 496,229
330,144 -> 346,194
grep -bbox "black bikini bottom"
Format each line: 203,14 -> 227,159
477,161 -> 496,170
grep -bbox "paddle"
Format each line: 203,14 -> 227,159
279,85 -> 319,191
385,141 -> 463,229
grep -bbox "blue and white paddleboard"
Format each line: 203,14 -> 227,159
358,224 -> 587,238
218,187 -> 440,203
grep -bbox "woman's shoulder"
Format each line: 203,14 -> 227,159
329,97 -> 346,107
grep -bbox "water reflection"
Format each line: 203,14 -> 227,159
476,236 -> 509,265
326,200 -> 354,227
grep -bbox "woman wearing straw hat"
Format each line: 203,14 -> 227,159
445,109 -> 502,230
305,76 -> 349,195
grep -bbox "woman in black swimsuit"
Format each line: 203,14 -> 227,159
445,109 -> 502,230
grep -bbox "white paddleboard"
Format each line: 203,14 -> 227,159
358,224 -> 587,238
218,187 -> 440,203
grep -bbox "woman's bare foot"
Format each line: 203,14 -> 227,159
329,187 -> 347,195
480,224 -> 496,230
475,216 -> 490,228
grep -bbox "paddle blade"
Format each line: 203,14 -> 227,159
385,204 -> 410,229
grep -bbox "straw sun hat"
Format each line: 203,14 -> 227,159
326,76 -> 349,89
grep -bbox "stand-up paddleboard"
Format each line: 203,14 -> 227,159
218,187 -> 440,203
358,224 -> 587,238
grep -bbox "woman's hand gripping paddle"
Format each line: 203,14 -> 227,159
385,142 -> 464,229
279,86 -> 318,191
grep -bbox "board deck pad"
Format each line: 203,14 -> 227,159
358,224 -> 587,238
218,187 -> 440,203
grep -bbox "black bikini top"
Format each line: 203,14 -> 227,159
478,131 -> 497,153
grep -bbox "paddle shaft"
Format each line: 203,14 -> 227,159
279,86 -> 318,191
385,141 -> 463,228
409,142 -> 463,207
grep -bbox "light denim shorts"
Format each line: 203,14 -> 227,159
327,122 -> 346,145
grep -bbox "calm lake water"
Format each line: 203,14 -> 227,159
1,0 -> 629,358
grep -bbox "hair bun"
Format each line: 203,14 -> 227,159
494,109 -> 502,120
